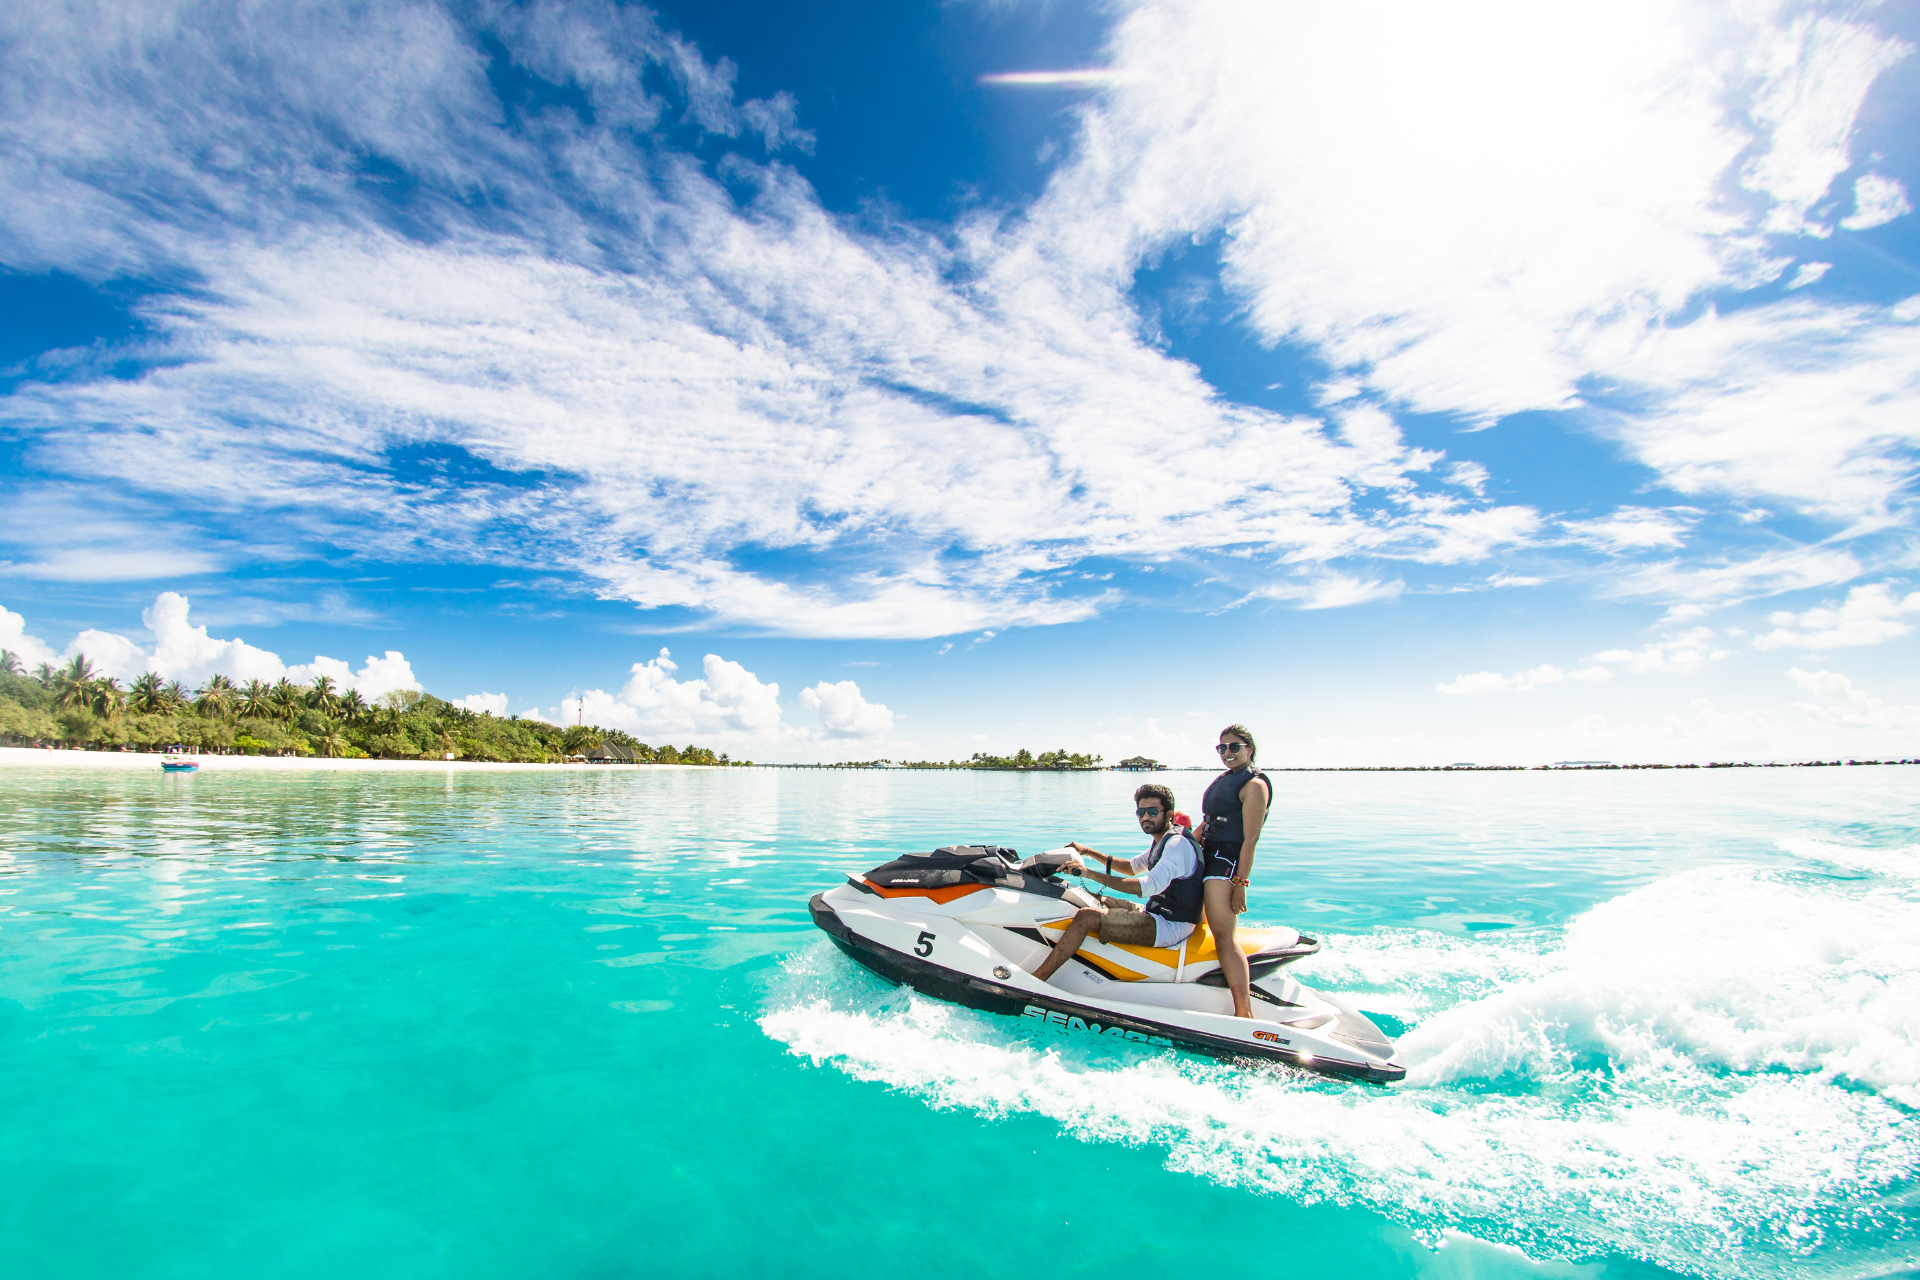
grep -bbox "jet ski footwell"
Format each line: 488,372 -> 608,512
810,872 -> 1406,1084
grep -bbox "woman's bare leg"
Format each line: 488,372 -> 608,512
1032,907 -> 1103,981
1203,880 -> 1252,1017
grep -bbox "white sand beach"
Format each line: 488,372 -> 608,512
0,747 -> 705,773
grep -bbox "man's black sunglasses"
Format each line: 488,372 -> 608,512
1135,806 -> 1163,817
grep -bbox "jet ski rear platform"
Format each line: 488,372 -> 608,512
808,844 -> 1405,1083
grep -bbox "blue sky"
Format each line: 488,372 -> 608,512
3,0 -> 1919,766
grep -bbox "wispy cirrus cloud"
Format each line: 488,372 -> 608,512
0,0 -> 1914,644
1436,663 -> 1612,696
0,0 -> 1547,638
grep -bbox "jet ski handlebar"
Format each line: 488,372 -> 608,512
1019,848 -> 1077,879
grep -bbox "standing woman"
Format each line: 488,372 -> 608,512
1198,724 -> 1270,1018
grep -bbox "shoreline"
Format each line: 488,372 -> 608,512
3,747 -> 1914,774
0,747 -> 706,773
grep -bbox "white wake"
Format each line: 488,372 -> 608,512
760,843 -> 1920,1278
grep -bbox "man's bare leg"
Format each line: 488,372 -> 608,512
1031,906 -> 1103,981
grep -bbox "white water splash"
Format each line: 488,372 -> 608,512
759,848 -> 1920,1278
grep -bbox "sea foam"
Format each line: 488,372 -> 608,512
759,847 -> 1920,1278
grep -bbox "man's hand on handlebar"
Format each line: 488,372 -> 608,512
1061,856 -> 1087,877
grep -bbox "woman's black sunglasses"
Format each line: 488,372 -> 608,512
1215,742 -> 1248,754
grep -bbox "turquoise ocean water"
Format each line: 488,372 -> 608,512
1,765 -> 1915,1279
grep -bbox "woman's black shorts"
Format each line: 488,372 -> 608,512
1201,840 -> 1242,881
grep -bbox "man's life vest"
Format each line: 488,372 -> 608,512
1142,826 -> 1205,925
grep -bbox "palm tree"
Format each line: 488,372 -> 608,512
162,680 -> 191,713
307,675 -> 341,717
128,672 -> 168,715
196,674 -> 236,719
339,687 -> 368,725
238,679 -> 272,719
53,655 -> 99,710
34,661 -> 57,689
91,676 -> 125,720
0,649 -> 22,676
269,678 -> 301,721
314,723 -> 351,758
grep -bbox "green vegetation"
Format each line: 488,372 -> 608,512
968,748 -> 1102,770
0,650 -> 747,765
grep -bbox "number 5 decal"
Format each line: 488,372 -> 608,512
913,931 -> 935,957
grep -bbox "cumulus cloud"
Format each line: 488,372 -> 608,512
1592,626 -> 1731,674
562,647 -> 781,741
1787,668 -> 1920,729
1436,663 -> 1611,695
1755,582 -> 1920,650
1840,173 -> 1913,231
554,646 -> 892,753
0,606 -> 61,669
799,680 -> 894,738
453,692 -> 509,715
2,592 -> 421,695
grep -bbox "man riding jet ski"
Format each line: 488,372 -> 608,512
807,792 -> 1405,1083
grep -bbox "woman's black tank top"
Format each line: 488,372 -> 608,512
1202,766 -> 1271,845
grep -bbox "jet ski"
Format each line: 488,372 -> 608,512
809,844 -> 1405,1083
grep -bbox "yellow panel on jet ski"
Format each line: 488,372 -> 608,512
1037,918 -> 1282,979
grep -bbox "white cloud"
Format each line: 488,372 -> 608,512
564,647 -> 783,742
1786,668 -> 1920,729
1593,626 -> 1731,674
799,680 -> 894,738
1013,0 -> 1920,548
4,591 -> 420,695
1840,173 -> 1914,231
1784,261 -> 1832,289
1436,663 -> 1611,696
0,0 -> 1549,639
346,653 -> 422,700
66,628 -> 152,682
0,605 -> 61,669
1562,506 -> 1697,554
1609,545 -> 1864,607
1,0 -> 1914,641
453,692 -> 509,715
1034,0 -> 1905,419
1590,299 -> 1920,520
550,646 -> 894,755
145,591 -> 292,686
1755,582 -> 1920,650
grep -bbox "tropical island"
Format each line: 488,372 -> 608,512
0,652 -> 744,765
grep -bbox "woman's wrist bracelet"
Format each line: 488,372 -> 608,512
1230,875 -> 1250,887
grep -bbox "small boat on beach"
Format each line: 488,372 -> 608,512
160,748 -> 200,772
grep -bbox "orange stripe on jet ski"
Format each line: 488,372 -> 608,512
860,880 -> 988,903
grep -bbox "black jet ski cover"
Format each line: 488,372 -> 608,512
861,846 -> 1067,897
